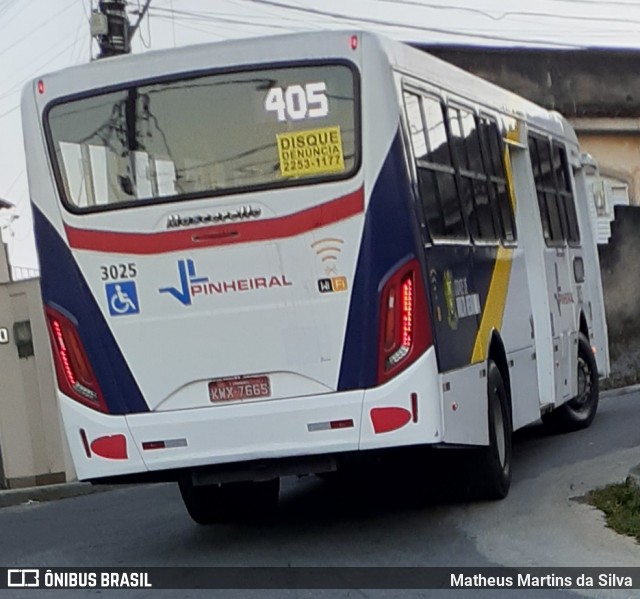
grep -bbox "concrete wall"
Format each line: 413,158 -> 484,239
0,242 -> 74,488
598,205 -> 640,387
421,46 -> 640,206
423,46 -> 640,119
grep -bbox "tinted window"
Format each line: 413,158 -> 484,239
404,92 -> 428,161
405,94 -> 465,241
417,169 -> 466,239
422,97 -> 451,167
48,64 -> 358,210
480,116 -> 516,243
450,107 -> 497,243
528,135 -> 580,246
553,143 -> 581,245
405,93 -> 521,245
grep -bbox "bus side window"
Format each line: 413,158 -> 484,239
404,92 -> 428,161
553,143 -> 581,246
529,135 -> 564,247
403,91 -> 466,241
448,107 -> 497,243
479,117 -> 516,244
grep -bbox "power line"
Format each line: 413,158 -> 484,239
149,0 -> 640,47
0,104 -> 19,121
369,0 -> 640,27
0,0 -> 21,30
151,13 -> 313,33
1,169 -> 25,199
546,0 -> 640,7
169,0 -> 176,47
149,14 -> 233,39
149,6 -> 328,29
227,0 -> 590,47
130,0 -> 152,36
68,6 -> 86,65
0,0 -> 78,59
1,39 -> 77,103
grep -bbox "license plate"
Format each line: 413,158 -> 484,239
208,375 -> 271,403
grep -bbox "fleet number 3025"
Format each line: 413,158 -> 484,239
100,263 -> 137,281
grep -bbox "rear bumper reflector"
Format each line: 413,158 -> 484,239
370,407 -> 411,434
142,438 -> 188,451
307,419 -> 354,432
90,434 -> 128,460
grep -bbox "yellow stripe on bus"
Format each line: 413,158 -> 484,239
471,246 -> 514,363
470,125 -> 520,363
503,145 -> 517,212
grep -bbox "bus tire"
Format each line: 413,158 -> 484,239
178,477 -> 280,525
542,333 -> 599,433
472,360 -> 512,500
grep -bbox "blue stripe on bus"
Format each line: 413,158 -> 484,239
338,131 -> 423,391
32,206 -> 149,415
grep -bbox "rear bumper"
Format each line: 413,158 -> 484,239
59,347 -> 442,481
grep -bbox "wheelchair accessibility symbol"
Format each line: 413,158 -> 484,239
106,281 -> 140,316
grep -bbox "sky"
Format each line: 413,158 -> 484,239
2,0 -> 640,271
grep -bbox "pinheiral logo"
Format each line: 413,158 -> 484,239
159,259 -> 293,306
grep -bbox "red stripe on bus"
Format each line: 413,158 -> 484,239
64,187 -> 364,255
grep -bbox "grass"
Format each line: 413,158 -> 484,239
586,478 -> 640,543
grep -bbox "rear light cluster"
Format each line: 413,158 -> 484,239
378,258 -> 432,385
45,306 -> 108,413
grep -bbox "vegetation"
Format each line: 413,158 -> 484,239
586,478 -> 640,543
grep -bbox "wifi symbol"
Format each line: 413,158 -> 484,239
311,238 -> 344,262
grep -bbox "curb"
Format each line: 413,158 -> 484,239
0,482 -> 110,509
601,383 -> 640,399
601,385 -> 640,490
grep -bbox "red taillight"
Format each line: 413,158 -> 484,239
377,259 -> 432,385
45,306 -> 108,413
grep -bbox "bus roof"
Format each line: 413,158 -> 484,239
24,29 -> 576,144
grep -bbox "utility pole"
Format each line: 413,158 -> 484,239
91,1 -> 130,59
90,0 -> 152,60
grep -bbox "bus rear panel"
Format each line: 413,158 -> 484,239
24,33 -> 442,483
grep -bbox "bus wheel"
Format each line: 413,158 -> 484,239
542,333 -> 599,433
472,360 -> 512,500
178,477 -> 280,525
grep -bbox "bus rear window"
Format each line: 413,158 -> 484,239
46,63 -> 358,211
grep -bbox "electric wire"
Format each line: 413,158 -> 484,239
366,0 -> 640,28
0,39 -> 78,113
155,0 -> 590,47
148,6 -> 327,30
0,0 -> 79,59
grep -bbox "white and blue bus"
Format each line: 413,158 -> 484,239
22,31 -> 608,523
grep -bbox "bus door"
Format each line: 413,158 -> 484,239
552,142 -> 584,399
573,157 -> 611,377
528,135 -> 577,403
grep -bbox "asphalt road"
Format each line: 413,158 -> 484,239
2,391 -> 640,598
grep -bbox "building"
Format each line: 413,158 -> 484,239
0,236 -> 72,488
421,45 -> 639,205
